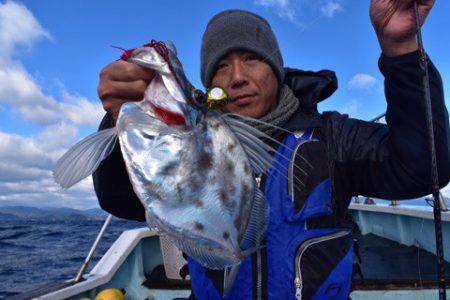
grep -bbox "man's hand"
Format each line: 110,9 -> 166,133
98,60 -> 155,123
370,0 -> 435,57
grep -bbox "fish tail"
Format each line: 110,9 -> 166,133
53,127 -> 118,189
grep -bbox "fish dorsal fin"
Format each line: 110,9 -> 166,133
222,114 -> 312,194
222,115 -> 274,175
54,128 -> 118,189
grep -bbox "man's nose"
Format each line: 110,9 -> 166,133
230,62 -> 248,89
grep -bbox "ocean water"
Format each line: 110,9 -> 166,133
0,219 -> 144,299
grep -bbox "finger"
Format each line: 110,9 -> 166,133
100,60 -> 156,82
98,79 -> 149,102
417,0 -> 435,25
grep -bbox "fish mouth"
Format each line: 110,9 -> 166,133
142,71 -> 192,127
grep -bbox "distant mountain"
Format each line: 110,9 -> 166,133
0,212 -> 20,221
0,206 -> 108,221
83,208 -> 109,219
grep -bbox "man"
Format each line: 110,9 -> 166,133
94,1 -> 450,299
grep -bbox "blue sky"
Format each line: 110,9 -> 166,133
0,0 -> 449,209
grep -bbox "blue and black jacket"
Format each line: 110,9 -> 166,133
93,51 -> 450,299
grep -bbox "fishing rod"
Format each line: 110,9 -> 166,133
413,1 -> 447,299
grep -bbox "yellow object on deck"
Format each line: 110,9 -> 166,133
94,288 -> 125,300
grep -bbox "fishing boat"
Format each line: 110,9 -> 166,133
10,107 -> 450,299
10,196 -> 450,300
10,3 -> 450,295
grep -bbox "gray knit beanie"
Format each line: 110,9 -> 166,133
200,9 -> 284,88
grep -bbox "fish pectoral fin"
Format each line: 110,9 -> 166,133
54,127 -> 118,189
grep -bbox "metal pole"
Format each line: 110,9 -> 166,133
369,112 -> 386,123
75,214 -> 113,282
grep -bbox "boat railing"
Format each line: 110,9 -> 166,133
439,193 -> 449,211
75,214 -> 113,282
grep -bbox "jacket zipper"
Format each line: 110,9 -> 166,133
288,130 -> 314,200
294,231 -> 349,300
256,248 -> 262,300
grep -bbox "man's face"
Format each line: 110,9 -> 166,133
211,50 -> 279,118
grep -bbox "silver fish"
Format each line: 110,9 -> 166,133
54,41 -> 275,271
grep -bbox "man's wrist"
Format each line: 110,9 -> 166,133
378,37 -> 418,57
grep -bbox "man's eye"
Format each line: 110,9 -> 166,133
217,62 -> 228,70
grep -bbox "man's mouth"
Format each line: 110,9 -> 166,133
232,94 -> 256,107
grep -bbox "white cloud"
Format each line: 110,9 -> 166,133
0,1 -> 103,209
348,73 -> 378,90
0,1 -> 52,66
0,65 -> 47,104
0,162 -> 51,181
0,65 -> 104,126
0,124 -> 79,175
0,188 -> 98,210
35,122 -> 79,151
321,1 -> 342,18
253,0 -> 343,24
254,0 -> 296,21
0,129 -> 97,209
0,131 -> 53,169
0,1 -> 103,127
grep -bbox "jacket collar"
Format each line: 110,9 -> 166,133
282,67 -> 338,130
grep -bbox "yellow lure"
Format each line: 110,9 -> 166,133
205,87 -> 228,110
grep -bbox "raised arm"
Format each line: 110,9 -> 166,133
327,51 -> 450,200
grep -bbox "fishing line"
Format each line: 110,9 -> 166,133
413,1 -> 447,299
